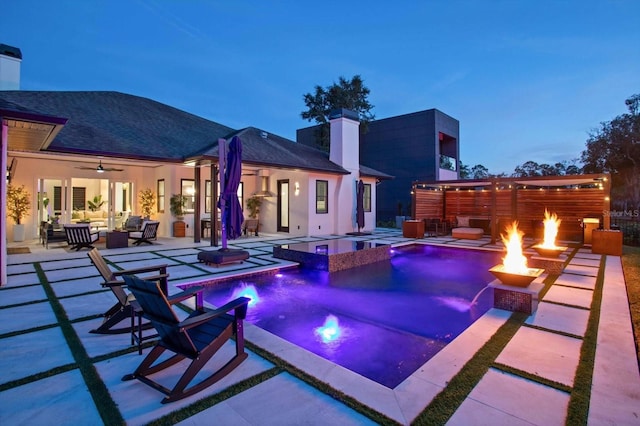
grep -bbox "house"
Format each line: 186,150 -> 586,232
297,109 -> 460,222
0,47 -> 391,286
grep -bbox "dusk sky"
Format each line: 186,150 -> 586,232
3,0 -> 639,174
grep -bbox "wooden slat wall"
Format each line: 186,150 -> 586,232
414,189 -> 443,220
516,188 -> 604,239
414,186 -> 606,240
443,189 -> 492,223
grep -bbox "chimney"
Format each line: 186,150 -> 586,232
0,44 -> 22,90
329,108 -> 360,174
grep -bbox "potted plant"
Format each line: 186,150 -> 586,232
246,195 -> 262,219
138,188 -> 156,220
7,183 -> 31,242
170,194 -> 187,237
87,194 -> 105,212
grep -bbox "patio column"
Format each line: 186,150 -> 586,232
194,164 -> 201,243
1,119 -> 7,286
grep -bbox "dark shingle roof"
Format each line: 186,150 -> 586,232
190,127 -> 350,174
0,91 -> 234,161
0,90 -> 392,177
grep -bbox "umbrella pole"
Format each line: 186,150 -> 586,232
218,139 -> 228,250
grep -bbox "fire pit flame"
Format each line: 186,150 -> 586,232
490,221 -> 543,287
501,221 -> 529,274
533,209 -> 568,258
540,209 -> 562,249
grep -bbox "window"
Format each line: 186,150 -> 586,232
205,180 -> 212,213
157,179 -> 165,213
316,180 -> 328,214
364,183 -> 372,212
72,187 -> 86,210
181,179 -> 195,213
53,186 -> 62,212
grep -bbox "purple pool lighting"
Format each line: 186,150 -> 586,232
203,244 -> 502,388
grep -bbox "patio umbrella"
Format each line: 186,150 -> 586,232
356,179 -> 365,232
218,136 -> 244,248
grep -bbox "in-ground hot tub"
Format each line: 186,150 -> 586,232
273,239 -> 390,272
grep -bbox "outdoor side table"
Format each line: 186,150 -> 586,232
106,231 -> 129,249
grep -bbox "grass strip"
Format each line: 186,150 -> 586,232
412,311 -> 528,425
565,255 -> 605,425
0,362 -> 78,392
492,362 -> 572,393
146,367 -> 282,425
34,263 -> 126,426
244,340 -> 401,425
622,246 -> 640,365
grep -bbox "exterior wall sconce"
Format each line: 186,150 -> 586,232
294,182 -> 300,196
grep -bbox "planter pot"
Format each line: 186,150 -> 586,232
173,221 -> 186,237
13,224 -> 25,242
395,216 -> 406,229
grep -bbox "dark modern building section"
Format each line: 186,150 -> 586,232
297,108 -> 460,222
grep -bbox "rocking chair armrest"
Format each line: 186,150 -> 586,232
101,279 -> 125,288
112,264 -> 168,277
178,297 -> 250,330
101,273 -> 167,287
167,286 -> 204,305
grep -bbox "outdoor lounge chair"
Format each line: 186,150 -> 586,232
64,223 -> 100,251
124,215 -> 142,231
87,248 -> 169,337
128,220 -> 159,246
121,274 -> 250,403
243,219 -> 259,236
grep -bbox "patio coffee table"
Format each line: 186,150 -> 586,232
106,231 -> 129,249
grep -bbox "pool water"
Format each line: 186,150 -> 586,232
203,244 -> 502,388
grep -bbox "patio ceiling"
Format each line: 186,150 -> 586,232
1,109 -> 67,152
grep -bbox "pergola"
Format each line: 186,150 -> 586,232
412,173 -> 611,244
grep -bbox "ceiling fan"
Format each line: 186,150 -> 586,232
75,160 -> 124,173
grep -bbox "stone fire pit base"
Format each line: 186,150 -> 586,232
530,255 -> 567,274
488,279 -> 544,315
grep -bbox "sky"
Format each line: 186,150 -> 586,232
2,0 -> 639,175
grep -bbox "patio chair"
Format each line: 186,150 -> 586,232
243,219 -> 259,236
124,215 -> 142,231
87,248 -> 169,336
121,274 -> 250,403
128,220 -> 159,246
64,223 -> 100,251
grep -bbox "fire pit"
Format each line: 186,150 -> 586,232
490,221 -> 544,288
532,209 -> 567,258
489,264 -> 544,287
532,245 -> 568,258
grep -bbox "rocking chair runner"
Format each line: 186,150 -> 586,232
122,275 -> 250,403
87,248 -> 169,336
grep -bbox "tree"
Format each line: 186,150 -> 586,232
301,75 -> 375,150
582,93 -> 640,209
470,164 -> 490,179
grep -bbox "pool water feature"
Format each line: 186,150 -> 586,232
203,244 -> 502,388
273,239 -> 390,272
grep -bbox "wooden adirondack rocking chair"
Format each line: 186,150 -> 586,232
122,275 -> 250,403
87,248 -> 169,336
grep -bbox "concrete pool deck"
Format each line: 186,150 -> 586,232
1,229 -> 638,425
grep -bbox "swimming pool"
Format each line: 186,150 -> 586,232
203,244 -> 502,388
